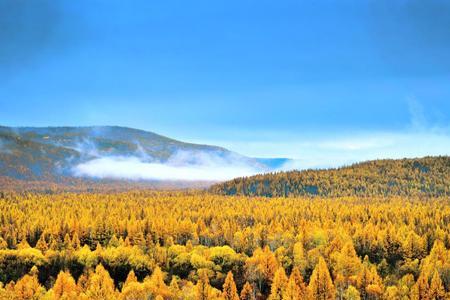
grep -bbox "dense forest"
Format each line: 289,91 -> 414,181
1,191 -> 450,299
0,176 -> 211,193
211,156 -> 450,197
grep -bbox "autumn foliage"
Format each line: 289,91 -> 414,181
211,156 -> 450,197
0,191 -> 450,299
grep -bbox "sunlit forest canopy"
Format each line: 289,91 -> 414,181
1,191 -> 450,299
211,156 -> 450,197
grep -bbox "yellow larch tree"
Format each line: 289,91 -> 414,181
429,270 -> 445,300
268,267 -> 288,300
52,271 -> 78,300
308,256 -> 336,300
10,266 -> 45,300
84,264 -> 117,300
222,271 -> 239,300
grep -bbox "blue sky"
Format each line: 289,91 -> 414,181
1,0 -> 450,167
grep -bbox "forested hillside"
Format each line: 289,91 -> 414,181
0,192 -> 450,299
0,126 -> 284,187
211,156 -> 450,197
0,126 -> 229,181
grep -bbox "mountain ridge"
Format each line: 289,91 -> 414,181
0,125 -> 286,185
210,156 -> 450,197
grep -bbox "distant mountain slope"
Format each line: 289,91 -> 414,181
0,126 -> 283,184
0,125 -> 229,161
210,156 -> 450,197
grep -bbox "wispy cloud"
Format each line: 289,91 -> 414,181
68,98 -> 450,179
275,131 -> 450,170
407,96 -> 428,131
71,150 -> 264,181
0,139 -> 12,154
70,139 -> 100,158
208,99 -> 450,171
316,136 -> 395,151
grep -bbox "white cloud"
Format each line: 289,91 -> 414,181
69,139 -> 100,157
203,98 -> 450,172
72,150 -> 263,181
70,131 -> 450,181
204,129 -> 450,172
407,96 -> 427,131
317,136 -> 395,151
276,131 -> 450,170
71,98 -> 450,180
